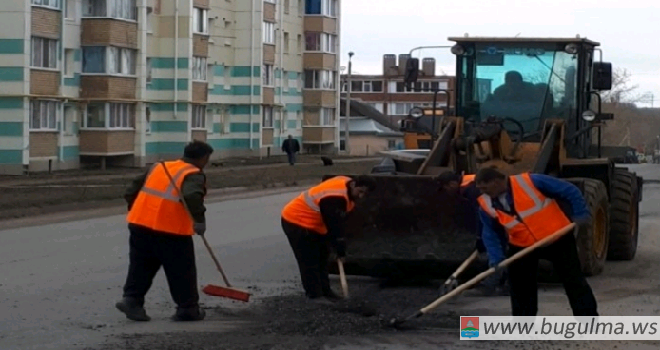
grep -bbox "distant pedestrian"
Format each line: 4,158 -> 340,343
282,135 -> 300,165
116,140 -> 213,322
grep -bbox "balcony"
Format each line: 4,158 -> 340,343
81,76 -> 137,100
81,19 -> 138,49
302,127 -> 335,144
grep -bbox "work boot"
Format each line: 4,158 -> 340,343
171,306 -> 206,321
115,298 -> 151,322
306,296 -> 335,306
323,289 -> 343,301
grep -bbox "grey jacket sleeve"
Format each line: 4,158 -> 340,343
180,172 -> 207,224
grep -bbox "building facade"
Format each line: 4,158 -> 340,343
0,0 -> 340,175
340,54 -> 455,127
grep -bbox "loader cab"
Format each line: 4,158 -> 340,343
404,37 -> 613,159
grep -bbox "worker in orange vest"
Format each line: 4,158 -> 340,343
281,175 -> 377,304
116,140 -> 214,322
474,167 -> 598,316
435,171 -> 509,296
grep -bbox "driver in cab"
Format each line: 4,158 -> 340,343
490,71 -> 536,102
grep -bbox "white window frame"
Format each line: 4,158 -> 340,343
303,69 -> 336,90
262,106 -> 274,128
192,105 -> 206,129
264,0 -> 276,3
262,21 -> 275,44
193,7 -> 208,34
31,37 -> 59,70
262,64 -> 274,86
304,32 -> 336,54
30,100 -> 59,131
82,46 -> 137,76
82,0 -> 137,21
83,103 -> 135,129
32,0 -> 61,10
192,56 -> 208,81
320,107 -> 335,126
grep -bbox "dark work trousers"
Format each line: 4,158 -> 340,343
122,224 -> 199,309
507,232 -> 598,316
287,152 -> 296,165
281,217 -> 330,298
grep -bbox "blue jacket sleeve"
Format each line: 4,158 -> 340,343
529,174 -> 591,220
479,208 -> 506,266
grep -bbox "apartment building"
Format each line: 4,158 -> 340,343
340,54 -> 455,125
0,0 -> 340,175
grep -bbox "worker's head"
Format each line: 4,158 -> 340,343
505,71 -> 523,86
475,167 -> 507,197
288,134 -> 293,139
183,140 -> 214,169
435,171 -> 462,195
348,175 -> 377,200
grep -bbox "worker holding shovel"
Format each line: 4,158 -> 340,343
116,140 -> 214,322
281,175 -> 376,305
474,167 -> 599,316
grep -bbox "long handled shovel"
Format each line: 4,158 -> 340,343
160,162 -> 251,303
385,223 -> 576,328
438,249 -> 479,296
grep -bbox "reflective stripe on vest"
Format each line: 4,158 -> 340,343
138,162 -> 198,202
302,188 -> 349,212
461,174 -> 476,188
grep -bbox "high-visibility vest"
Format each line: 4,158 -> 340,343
281,176 -> 356,234
127,160 -> 203,236
477,173 -> 572,247
461,174 -> 476,188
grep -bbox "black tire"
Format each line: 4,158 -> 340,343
607,169 -> 640,260
564,178 -> 610,276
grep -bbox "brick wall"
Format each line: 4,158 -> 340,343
263,3 -> 276,22
29,132 -> 58,157
79,130 -> 135,154
81,19 -> 138,49
263,44 -> 275,64
262,128 -> 274,145
302,127 -> 335,143
81,76 -> 137,99
193,0 -> 210,8
30,70 -> 60,95
192,82 -> 208,102
303,53 -> 336,70
263,87 -> 274,105
303,17 -> 338,35
193,34 -> 208,57
303,90 -> 336,107
31,7 -> 61,39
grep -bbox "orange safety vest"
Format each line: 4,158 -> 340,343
126,160 -> 203,236
281,176 -> 356,235
461,174 -> 476,188
477,173 -> 572,247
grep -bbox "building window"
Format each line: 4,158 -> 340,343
345,80 -> 383,92
366,103 -> 384,113
32,0 -> 60,9
82,46 -> 137,75
390,102 -> 445,115
65,0 -> 76,19
146,6 -> 153,32
320,107 -> 335,126
388,140 -> 396,149
262,106 -> 274,128
84,103 -> 135,128
193,7 -> 208,34
145,106 -> 151,133
192,105 -> 206,129
284,0 -> 290,13
192,56 -> 207,81
304,32 -> 336,53
83,0 -> 137,20
283,32 -> 289,53
262,64 -> 274,86
262,21 -> 275,44
146,57 -> 152,83
64,49 -> 75,76
31,37 -> 58,69
305,0 -> 336,16
304,69 -> 336,89
392,80 -> 448,93
30,100 -> 58,130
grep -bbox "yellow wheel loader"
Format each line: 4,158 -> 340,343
328,36 -> 642,280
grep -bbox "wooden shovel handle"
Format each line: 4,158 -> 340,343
420,223 -> 576,314
160,162 -> 232,288
450,249 -> 479,279
337,259 -> 349,298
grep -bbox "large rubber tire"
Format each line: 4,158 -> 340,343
606,169 -> 640,261
565,178 -> 610,277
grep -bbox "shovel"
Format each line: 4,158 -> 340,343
385,223 -> 576,328
333,259 -> 378,317
438,249 -> 479,296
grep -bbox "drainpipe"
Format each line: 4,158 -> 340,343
248,0 -> 255,151
58,0 -> 66,164
174,0 -> 179,119
279,0 -> 283,136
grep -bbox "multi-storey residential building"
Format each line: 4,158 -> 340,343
0,0 -> 340,175
340,54 -> 455,125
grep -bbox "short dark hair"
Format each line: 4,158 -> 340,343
475,166 -> 506,184
352,175 -> 377,191
184,140 -> 214,160
435,171 -> 461,186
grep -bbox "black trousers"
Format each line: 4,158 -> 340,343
507,232 -> 598,316
281,218 -> 331,298
122,224 -> 199,309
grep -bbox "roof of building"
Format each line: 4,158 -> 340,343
448,36 -> 600,46
339,117 -> 403,137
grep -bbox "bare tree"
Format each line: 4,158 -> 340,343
600,68 -> 642,103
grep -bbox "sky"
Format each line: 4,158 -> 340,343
338,0 -> 660,107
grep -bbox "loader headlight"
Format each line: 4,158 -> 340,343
582,110 -> 596,122
451,45 -> 465,55
409,107 -> 424,118
565,43 -> 579,54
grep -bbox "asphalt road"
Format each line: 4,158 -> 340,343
1,164 -> 660,350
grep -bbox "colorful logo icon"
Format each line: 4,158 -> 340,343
461,316 -> 479,338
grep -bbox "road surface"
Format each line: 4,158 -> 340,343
1,164 -> 660,349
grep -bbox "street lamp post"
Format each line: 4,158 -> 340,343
344,51 -> 354,154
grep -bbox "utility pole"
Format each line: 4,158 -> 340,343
344,51 -> 354,154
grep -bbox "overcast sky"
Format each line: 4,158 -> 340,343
339,0 -> 659,107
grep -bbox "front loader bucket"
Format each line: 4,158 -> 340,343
328,174 -> 482,279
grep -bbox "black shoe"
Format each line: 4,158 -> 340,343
171,307 -> 206,321
115,298 -> 151,322
323,290 -> 343,301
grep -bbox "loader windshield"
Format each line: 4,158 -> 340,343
457,43 -> 578,141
